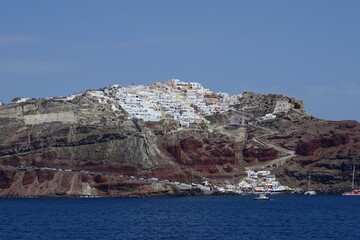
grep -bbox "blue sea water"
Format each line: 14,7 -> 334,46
0,195 -> 359,240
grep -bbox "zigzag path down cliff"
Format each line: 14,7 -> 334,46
243,115 -> 360,193
207,113 -> 295,172
245,121 -> 296,171
225,92 -> 360,193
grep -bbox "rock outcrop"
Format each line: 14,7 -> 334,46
0,88 -> 358,196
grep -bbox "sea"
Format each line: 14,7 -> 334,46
0,194 -> 359,240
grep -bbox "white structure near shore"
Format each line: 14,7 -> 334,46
238,170 -> 292,193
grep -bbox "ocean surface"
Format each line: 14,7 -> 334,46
0,195 -> 359,240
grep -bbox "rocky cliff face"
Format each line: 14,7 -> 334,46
0,90 -> 358,196
267,119 -> 360,193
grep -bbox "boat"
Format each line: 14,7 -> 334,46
342,189 -> 360,196
342,166 -> 360,196
253,193 -> 270,200
304,172 -> 316,195
304,190 -> 316,195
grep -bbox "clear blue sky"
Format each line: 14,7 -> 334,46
1,0 -> 359,121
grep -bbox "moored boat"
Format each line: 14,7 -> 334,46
304,190 -> 316,195
342,166 -> 359,196
253,193 -> 270,200
304,172 -> 316,195
342,189 -> 360,196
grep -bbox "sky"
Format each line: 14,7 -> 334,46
0,0 -> 359,121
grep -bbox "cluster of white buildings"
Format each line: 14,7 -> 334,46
238,170 -> 292,193
87,79 -> 242,127
3,79 -> 293,127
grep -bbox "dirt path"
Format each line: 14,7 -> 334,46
246,121 -> 296,171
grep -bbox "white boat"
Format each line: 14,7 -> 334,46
253,193 -> 270,200
304,190 -> 316,195
304,172 -> 316,195
342,166 -> 360,196
342,189 -> 360,196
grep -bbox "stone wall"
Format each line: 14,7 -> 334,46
23,112 -> 77,124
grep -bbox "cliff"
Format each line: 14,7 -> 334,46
0,85 -> 358,197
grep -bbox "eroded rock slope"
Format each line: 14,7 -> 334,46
0,90 -> 358,196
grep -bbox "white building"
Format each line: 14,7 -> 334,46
263,113 -> 276,120
273,99 -> 291,113
12,98 -> 30,104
